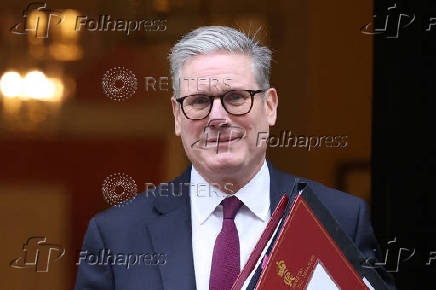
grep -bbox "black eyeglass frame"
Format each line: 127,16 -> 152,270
176,89 -> 267,120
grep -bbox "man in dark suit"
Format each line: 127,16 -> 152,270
75,26 -> 395,289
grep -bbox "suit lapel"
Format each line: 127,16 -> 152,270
267,160 -> 298,211
146,166 -> 197,290
146,160 -> 297,290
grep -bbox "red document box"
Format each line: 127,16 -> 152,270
257,195 -> 367,289
233,183 -> 388,290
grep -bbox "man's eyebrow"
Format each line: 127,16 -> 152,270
224,86 -> 244,90
186,92 -> 212,97
188,92 -> 221,97
188,88 -> 246,96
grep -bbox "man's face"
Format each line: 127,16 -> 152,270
171,51 -> 278,178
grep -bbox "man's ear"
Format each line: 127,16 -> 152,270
264,88 -> 278,126
171,97 -> 182,136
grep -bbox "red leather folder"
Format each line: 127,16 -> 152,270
232,194 -> 290,290
232,184 -> 388,290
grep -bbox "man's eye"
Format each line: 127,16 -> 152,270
228,94 -> 243,100
225,93 -> 246,104
192,97 -> 209,105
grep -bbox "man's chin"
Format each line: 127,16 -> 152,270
199,152 -> 246,174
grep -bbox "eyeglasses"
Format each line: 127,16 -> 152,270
176,89 -> 266,120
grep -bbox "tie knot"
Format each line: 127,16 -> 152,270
221,196 -> 243,219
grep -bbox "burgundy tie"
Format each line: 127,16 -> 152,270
209,195 -> 244,290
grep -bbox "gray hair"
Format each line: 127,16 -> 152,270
168,26 -> 272,97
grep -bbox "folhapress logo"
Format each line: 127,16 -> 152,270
10,2 -> 65,38
361,4 -> 415,39
361,3 -> 436,38
75,15 -> 167,35
10,236 -> 65,272
11,2 -> 168,38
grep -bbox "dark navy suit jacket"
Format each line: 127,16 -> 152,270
75,161 -> 396,289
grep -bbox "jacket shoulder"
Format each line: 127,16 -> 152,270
300,177 -> 367,239
303,177 -> 365,206
91,190 -> 160,234
90,166 -> 192,234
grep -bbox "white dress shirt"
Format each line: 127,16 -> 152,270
190,160 -> 271,290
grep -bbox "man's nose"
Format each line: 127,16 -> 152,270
208,97 -> 228,120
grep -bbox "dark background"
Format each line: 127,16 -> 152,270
372,0 -> 436,288
0,0 -> 433,288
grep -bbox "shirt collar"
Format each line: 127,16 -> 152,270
190,160 -> 270,225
